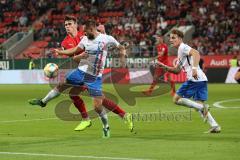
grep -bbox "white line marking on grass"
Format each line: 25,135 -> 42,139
0,152 -> 152,160
0,117 -> 58,123
213,99 -> 240,109
0,110 -> 191,123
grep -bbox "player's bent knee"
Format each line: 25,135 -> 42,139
173,94 -> 181,104
93,97 -> 103,108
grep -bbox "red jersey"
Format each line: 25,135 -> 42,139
61,31 -> 85,50
156,43 -> 168,64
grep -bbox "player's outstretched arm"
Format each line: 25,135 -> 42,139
54,46 -> 82,56
72,51 -> 89,63
157,62 -> 181,74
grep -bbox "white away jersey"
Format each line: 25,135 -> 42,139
177,43 -> 208,82
77,33 -> 120,77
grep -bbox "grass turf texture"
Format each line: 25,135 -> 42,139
0,84 -> 240,160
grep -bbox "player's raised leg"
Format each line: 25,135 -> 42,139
28,86 -> 62,107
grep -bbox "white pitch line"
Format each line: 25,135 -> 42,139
0,117 -> 58,123
213,99 -> 240,109
0,110 -> 191,123
0,152 -> 152,160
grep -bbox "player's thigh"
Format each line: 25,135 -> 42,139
193,81 -> 208,101
56,82 -> 71,92
93,96 -> 103,108
65,69 -> 84,85
86,76 -> 103,97
153,67 -> 164,82
165,72 -> 172,81
154,67 -> 164,77
176,81 -> 199,99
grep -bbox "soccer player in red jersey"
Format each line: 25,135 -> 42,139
29,16 -> 133,133
143,35 -> 175,96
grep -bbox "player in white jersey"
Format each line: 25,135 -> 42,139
157,29 -> 221,133
54,19 -> 127,137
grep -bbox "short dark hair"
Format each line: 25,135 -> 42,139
64,15 -> 77,23
85,19 -> 96,28
171,29 -> 184,38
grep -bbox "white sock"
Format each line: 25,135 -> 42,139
42,89 -> 60,104
177,98 -> 203,111
198,111 -> 219,127
96,108 -> 109,129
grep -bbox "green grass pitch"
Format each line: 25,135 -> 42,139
0,84 -> 240,160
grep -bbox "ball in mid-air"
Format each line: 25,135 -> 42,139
43,63 -> 58,78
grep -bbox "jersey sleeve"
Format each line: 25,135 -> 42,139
182,44 -> 192,56
77,36 -> 87,50
107,35 -> 120,46
177,44 -> 192,68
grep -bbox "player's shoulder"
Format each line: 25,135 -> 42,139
98,33 -> 110,38
97,33 -> 115,42
61,35 -> 70,47
179,43 -> 191,51
77,31 -> 85,38
79,35 -> 88,43
178,43 -> 192,56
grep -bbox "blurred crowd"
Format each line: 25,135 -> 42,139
188,0 -> 240,55
0,0 -> 53,41
0,0 -> 239,58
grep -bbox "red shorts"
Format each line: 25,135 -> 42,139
154,65 -> 170,76
154,66 -> 164,77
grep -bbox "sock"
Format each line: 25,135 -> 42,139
95,108 -> 109,129
70,95 -> 89,119
42,89 -> 60,104
198,111 -> 219,127
177,98 -> 203,111
102,98 -> 126,118
170,80 -> 175,92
